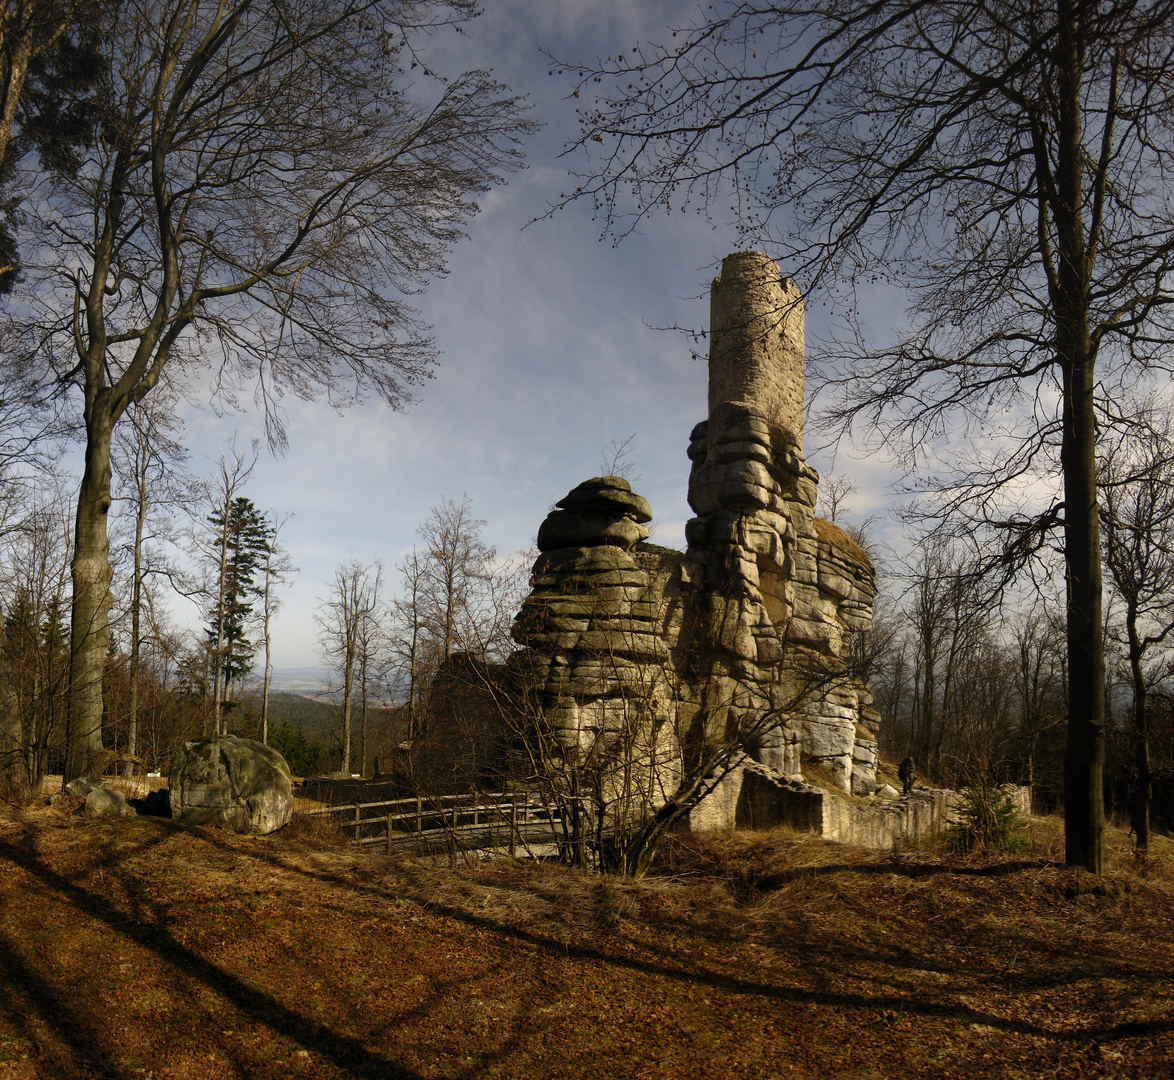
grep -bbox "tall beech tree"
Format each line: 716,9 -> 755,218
562,0 -> 1174,873
22,0 -> 530,780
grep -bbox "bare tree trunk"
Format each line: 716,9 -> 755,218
1053,7 -> 1106,875
341,635 -> 355,773
67,407 -> 114,782
212,501 -> 229,736
1127,613 -> 1151,853
124,444 -> 147,778
1062,350 -> 1106,873
261,564 -> 273,746
359,647 -> 368,779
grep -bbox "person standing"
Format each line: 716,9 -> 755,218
899,756 -> 916,796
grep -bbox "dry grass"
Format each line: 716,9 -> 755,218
0,804 -> 1171,1079
35,773 -> 169,800
813,516 -> 872,564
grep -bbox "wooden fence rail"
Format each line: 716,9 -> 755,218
293,791 -> 588,859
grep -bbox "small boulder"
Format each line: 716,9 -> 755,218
877,783 -> 900,800
170,735 -> 293,835
65,776 -> 134,817
85,786 -> 136,818
850,769 -> 877,796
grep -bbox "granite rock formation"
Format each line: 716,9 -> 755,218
510,252 -> 882,821
66,777 -> 137,818
170,734 -> 293,835
513,477 -> 687,798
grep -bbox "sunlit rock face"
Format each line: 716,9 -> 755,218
683,251 -> 879,796
511,252 -> 880,815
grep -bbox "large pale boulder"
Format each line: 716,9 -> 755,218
169,735 -> 293,835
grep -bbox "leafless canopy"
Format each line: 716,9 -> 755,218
561,0 -> 1174,502
26,0 -> 533,444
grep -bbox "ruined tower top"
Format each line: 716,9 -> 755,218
708,251 -> 805,447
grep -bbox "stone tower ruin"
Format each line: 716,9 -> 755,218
511,252 -> 882,829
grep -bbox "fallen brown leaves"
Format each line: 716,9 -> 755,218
0,802 -> 1170,1080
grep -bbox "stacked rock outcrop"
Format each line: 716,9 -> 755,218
505,251 -> 883,826
513,477 -> 683,751
680,252 -> 879,794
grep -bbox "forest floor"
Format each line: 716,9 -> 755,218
0,797 -> 1171,1080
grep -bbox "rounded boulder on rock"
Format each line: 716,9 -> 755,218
555,476 -> 653,523
86,786 -> 136,818
67,778 -> 137,818
169,734 -> 293,835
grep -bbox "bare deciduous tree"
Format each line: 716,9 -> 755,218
1099,403 -> 1174,853
818,475 -> 856,525
389,546 -> 430,742
317,559 -> 382,775
17,0 -> 531,781
111,382 -> 193,775
415,494 -> 511,665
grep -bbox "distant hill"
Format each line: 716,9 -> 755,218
237,692 -> 336,740
230,689 -> 407,778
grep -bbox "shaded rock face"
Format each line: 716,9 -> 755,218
511,252 -> 880,809
170,735 -> 293,835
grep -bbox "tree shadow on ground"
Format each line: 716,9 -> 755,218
2,816 -> 1172,1080
0,823 -> 426,1080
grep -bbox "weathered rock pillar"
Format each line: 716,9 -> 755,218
509,251 -> 882,828
683,251 -> 877,795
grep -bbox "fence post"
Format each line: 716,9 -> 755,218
510,801 -> 517,858
416,796 -> 422,833
355,803 -> 361,842
386,813 -> 392,856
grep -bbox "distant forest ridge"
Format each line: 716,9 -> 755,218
236,691 -> 336,740
232,691 -> 408,773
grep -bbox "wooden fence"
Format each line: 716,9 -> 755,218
296,791 -> 591,860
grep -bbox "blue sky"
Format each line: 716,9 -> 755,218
165,0 -> 903,675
